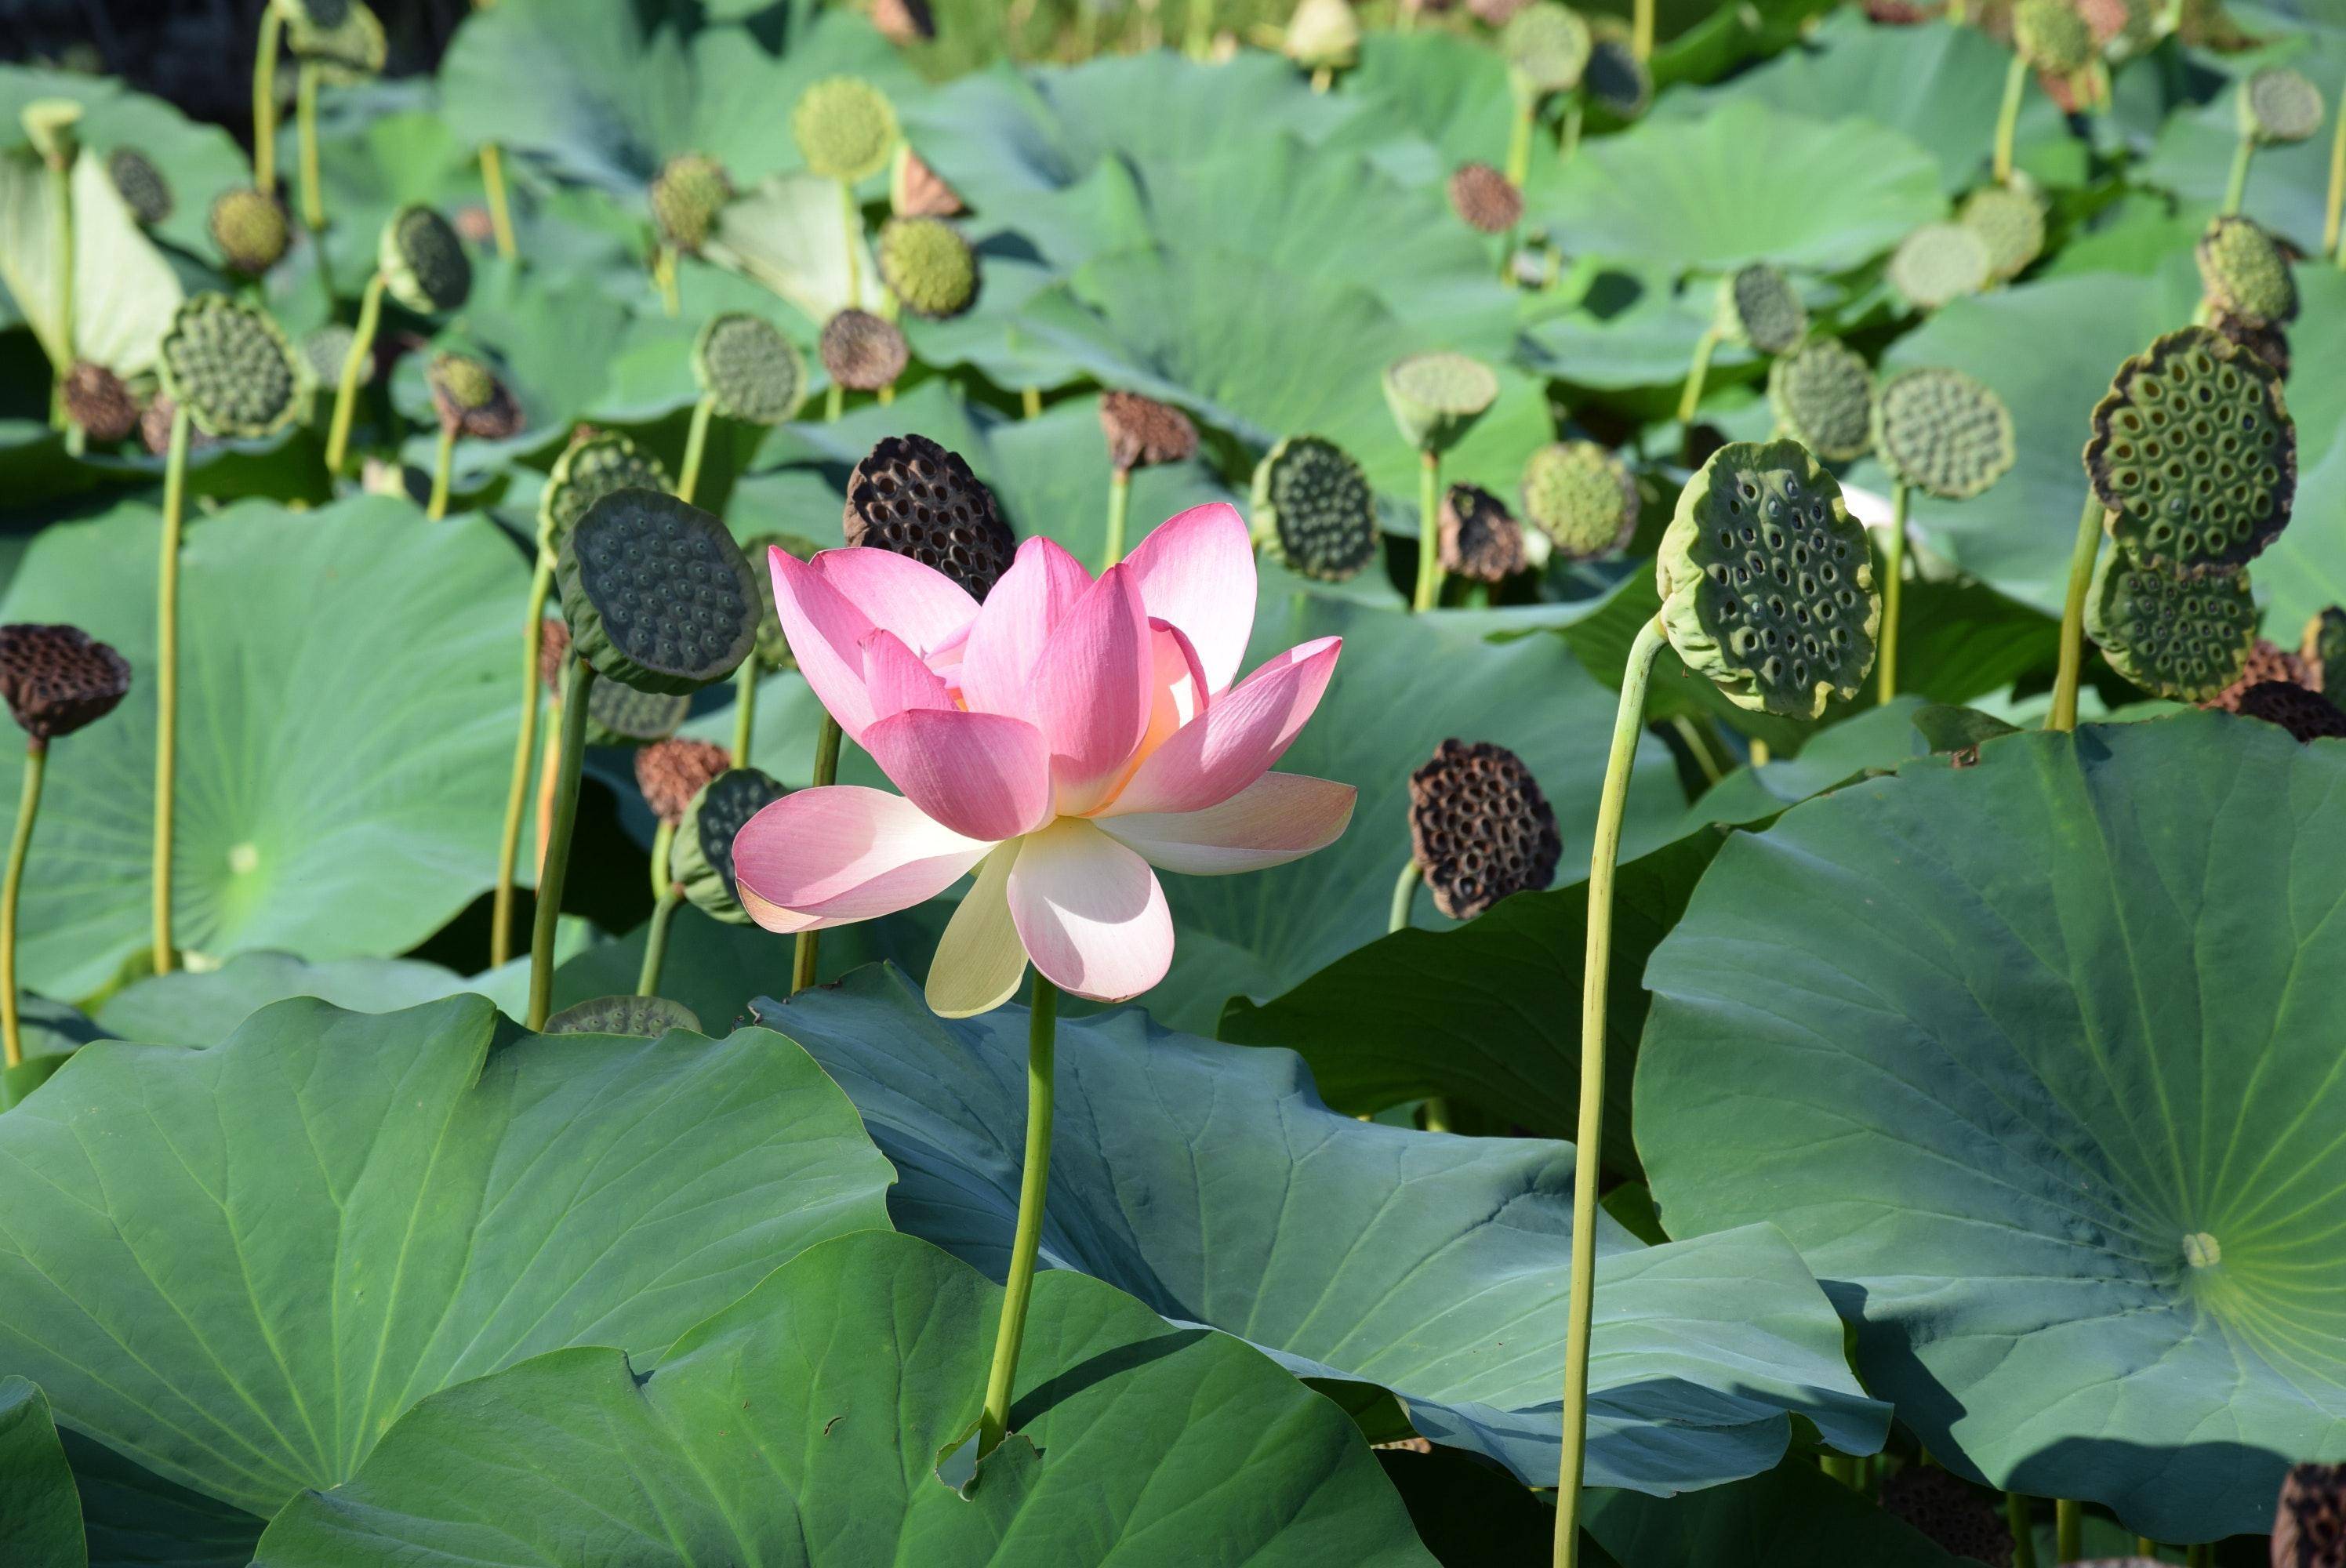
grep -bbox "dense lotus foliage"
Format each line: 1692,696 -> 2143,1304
0,0 -> 2341,1565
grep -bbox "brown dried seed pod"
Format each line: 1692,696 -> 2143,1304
2234,681 -> 2346,742
1878,1467 -> 2014,1568
819,308 -> 911,394
635,736 -> 733,826
0,623 -> 133,741
138,395 -> 219,457
2208,307 -> 2290,379
1447,162 -> 1523,234
538,617 -> 572,691
842,434 -> 1016,599
426,353 -> 525,440
1099,390 -> 1199,474
1407,739 -> 1561,920
2274,1459 -> 2346,1565
2202,637 -> 2308,712
1438,483 -> 1525,583
62,361 -> 140,444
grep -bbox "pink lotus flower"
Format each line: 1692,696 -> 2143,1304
735,503 -> 1356,1017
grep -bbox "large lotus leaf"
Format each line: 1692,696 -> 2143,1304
1525,261 -> 1774,394
63,1431 -> 260,1568
0,993 -> 894,1519
0,497 -> 527,998
1533,98 -> 1944,273
0,1380 -> 82,1568
0,65 -> 249,263
2141,35 -> 2346,254
1587,1460 -> 1968,1568
590,259 -> 823,424
96,950 -> 477,1045
1324,32 -> 1538,187
764,966 -> 1888,1494
0,151 -> 183,376
1636,713 -> 2346,1542
2254,267 -> 2346,633
254,1229 -> 1440,1567
703,169 -> 879,322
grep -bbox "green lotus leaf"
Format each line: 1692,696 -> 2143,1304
0,150 -> 183,376
538,430 -> 672,556
0,1379 -> 82,1568
674,766 -> 786,924
1872,365 -> 2015,501
1589,1460 -> 1972,1568
543,993 -> 702,1036
2195,213 -> 2297,327
1251,434 -> 1382,583
768,966 -> 1888,1495
2255,268 -> 2346,633
1715,263 -> 1806,354
1522,438 -> 1640,560
1502,2 -> 1592,96
1958,183 -> 2045,281
1888,221 -> 1991,311
1767,336 -> 1873,463
96,950 -> 476,1045
2241,64 -> 2324,145
701,170 -> 884,323
2085,548 -> 2256,702
0,66 -> 247,261
790,74 -> 899,184
557,489 -> 763,695
692,310 -> 806,424
378,203 -> 470,314
2142,42 -> 2346,254
1637,714 -> 2346,1541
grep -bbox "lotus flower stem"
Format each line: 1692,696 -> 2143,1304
1388,858 -> 1421,933
637,822 -> 679,997
2055,1498 -> 2081,1562
480,143 -> 518,261
1560,98 -> 1583,162
1022,387 -> 1042,419
826,383 -> 845,421
534,705 -> 561,865
2135,1537 -> 2158,1557
789,712 -> 844,993
2333,81 -> 2346,264
677,394 -> 716,506
1412,451 -> 1442,612
41,141 -> 71,429
1103,470 -> 1133,570
325,270 -> 386,473
1505,85 -> 1537,188
2,740 -> 47,1070
152,405 -> 191,977
296,61 -> 325,236
490,558 -> 556,968
653,246 -> 679,318
1554,613 -> 1668,1568
840,180 -> 863,309
1633,0 -> 1654,59
2049,494 -> 2103,732
527,654 -> 595,1029
976,973 -> 1059,1457
2222,130 -> 2253,216
1992,53 -> 2027,184
2186,1544 -> 2210,1567
1676,326 -> 1720,464
731,659 -> 758,766
252,8 -> 285,195
427,426 -> 456,521
2007,1494 -> 2038,1568
1186,0 -> 1214,55
1877,483 -> 1909,702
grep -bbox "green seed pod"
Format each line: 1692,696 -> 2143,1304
2085,548 -> 2255,702
791,76 -> 899,183
2239,66 -> 2323,144
876,216 -> 978,320
2300,605 -> 2346,691
739,532 -> 819,670
1251,434 -> 1380,583
2195,215 -> 2297,328
1872,367 -> 2015,501
557,488 -> 763,696
584,679 -> 690,747
1521,439 -> 1639,560
649,153 -> 733,256
157,292 -> 307,440
1502,2 -> 1592,95
1888,223 -> 1992,311
1383,351 -> 1499,454
673,767 -> 787,924
1655,438 -> 1879,719
693,313 -> 807,425
380,204 -> 471,314
2084,325 -> 2294,574
539,431 -> 672,557
2012,0 -> 2094,74
1957,184 -> 2045,282
1715,264 -> 1807,355
271,0 -> 351,27
289,0 -> 385,82
1582,26 -> 1651,120
1767,337 -> 1874,464
209,186 -> 291,277
1285,0 -> 1362,69
105,146 -> 172,227
819,308 -> 910,393
543,994 -> 702,1038
427,351 -> 524,440
19,100 -> 80,165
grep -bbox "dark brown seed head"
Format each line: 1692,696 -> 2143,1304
1099,390 -> 1199,475
843,434 -> 1016,599
1438,483 -> 1524,583
539,617 -> 572,691
2203,637 -> 2310,713
1407,739 -> 1561,920
819,309 -> 911,394
0,623 -> 133,742
2235,682 -> 2346,743
1447,162 -> 1523,234
2275,1460 -> 2346,1566
62,361 -> 140,444
138,395 -> 218,457
2210,307 -> 2290,379
635,736 -> 733,826
1879,1467 -> 2014,1568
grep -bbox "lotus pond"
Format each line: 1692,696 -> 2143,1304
0,0 -> 2342,1563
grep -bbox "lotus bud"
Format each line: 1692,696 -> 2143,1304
1522,440 -> 1640,561
1888,223 -> 1991,311
1715,263 -> 1807,353
842,434 -> 1015,598
1407,739 -> 1561,920
2084,549 -> 2256,702
1766,338 -> 1874,463
649,153 -> 732,256
60,362 -> 140,445
635,736 -> 733,826
1383,351 -> 1498,454
209,187 -> 291,276
2239,66 -> 2323,144
426,352 -> 524,441
2195,215 -> 2296,328
538,431 -> 671,557
876,216 -> 979,319
543,994 -> 702,1037
693,313 -> 807,426
889,145 -> 963,218
0,624 -> 131,742
156,293 -> 306,440
1872,368 -> 2015,501
106,146 -> 172,226
1251,434 -> 1379,583
1447,162 -> 1523,234
1099,390 -> 1198,476
791,76 -> 900,183
672,767 -> 787,924
1957,184 -> 2045,282
819,308 -> 910,393
380,204 -> 471,314
556,489 -> 764,696
1501,2 -> 1592,96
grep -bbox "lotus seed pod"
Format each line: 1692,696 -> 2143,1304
1407,739 -> 1562,920
819,308 -> 910,393
1439,485 -> 1525,583
140,395 -> 217,456
739,532 -> 819,670
538,431 -> 672,557
380,204 -> 471,314
539,618 -> 570,691
876,216 -> 978,320
791,76 -> 899,184
1099,390 -> 1199,474
1879,1468 -> 2014,1568
1502,2 -> 1592,95
105,146 -> 171,227
2012,0 -> 2094,74
2273,1461 -> 2346,1568
889,145 -> 963,219
1888,223 -> 1992,311
0,624 -> 132,741
156,292 -> 306,440
271,0 -> 352,29
694,313 -> 807,425
2208,308 -> 2290,379
1250,434 -> 1380,583
2084,325 -> 2294,574
1383,351 -> 1499,453
61,362 -> 140,445
426,352 -> 524,441
842,434 -> 1015,599
1715,264 -> 1807,354
1957,185 -> 2045,282
288,0 -> 386,80
2240,66 -> 2324,144
2084,548 -> 2255,702
870,0 -> 938,45
2235,681 -> 2346,743
2203,637 -> 2309,713
636,736 -> 733,826
19,100 -> 80,165
1765,339 -> 1874,464
1872,367 -> 2015,501
2195,215 -> 2297,328
674,767 -> 787,924
1521,440 -> 1639,560
583,674 -> 690,746
1656,439 -> 1879,720
557,489 -> 764,696
1285,0 -> 1361,70
209,186 -> 290,276
2300,606 -> 2345,692
648,153 -> 732,256
543,994 -> 702,1038
1583,25 -> 1651,119
1447,162 -> 1523,235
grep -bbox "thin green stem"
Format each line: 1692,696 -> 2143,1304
1993,52 -> 2028,184
490,555 -> 555,969
2,740 -> 47,1071
654,245 -> 679,318
252,8 -> 284,196
977,974 -> 1058,1457
296,61 -> 324,235
1554,615 -> 1668,1568
790,712 -> 844,993
2222,130 -> 2253,216
1388,858 -> 1421,935
153,407 -> 190,976
637,887 -> 681,998
1878,482 -> 1908,704
527,655 -> 594,1030
1632,0 -> 1652,59
427,424 -> 456,520
677,394 -> 715,506
731,659 -> 759,767
481,142 -> 518,261
1505,83 -> 1537,187
647,819 -> 675,902
2186,1544 -> 2210,1568
1819,1454 -> 1858,1487
1412,450 -> 1443,612
1103,469 -> 1132,570
1184,0 -> 1213,56
840,178 -> 862,308
1021,386 -> 1041,419
1676,325 -> 1719,459
1667,715 -> 1726,786
2008,1494 -> 2039,1568
44,148 -> 72,422
2049,495 -> 2103,732
2055,1498 -> 2081,1563
825,382 -> 845,421
1560,97 -> 1583,162
2135,1538 -> 2158,1559
325,271 -> 385,474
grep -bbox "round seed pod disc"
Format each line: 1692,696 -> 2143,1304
1521,439 -> 1640,560
1407,739 -> 1562,920
1582,27 -> 1652,120
583,679 -> 690,747
1872,366 -> 2016,501
1382,351 -> 1499,454
1957,184 -> 2045,282
637,736 -> 734,826
1656,438 -> 1879,719
289,0 -> 385,80
2234,681 -> 2346,742
693,313 -> 807,425
1502,2 -> 1593,95
0,623 -> 133,741
543,994 -> 703,1038
2195,215 -> 2297,328
557,489 -> 764,696
106,146 -> 173,227
380,204 -> 471,314
2300,605 -> 2346,691
841,434 -> 1015,599
2241,66 -> 2324,144
1099,390 -> 1199,474
2084,548 -> 2255,702
1716,264 -> 1807,354
538,432 -> 672,557
819,308 -> 910,393
1888,223 -> 1992,310
791,76 -> 899,183
674,767 -> 787,924
875,216 -> 978,321
2084,325 -> 2294,574
1250,434 -> 1380,583
156,292 -> 307,440
2013,0 -> 2094,74
1767,338 -> 1875,464
1439,484 -> 1525,582
208,187 -> 290,277
1447,162 -> 1523,235
649,152 -> 732,256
